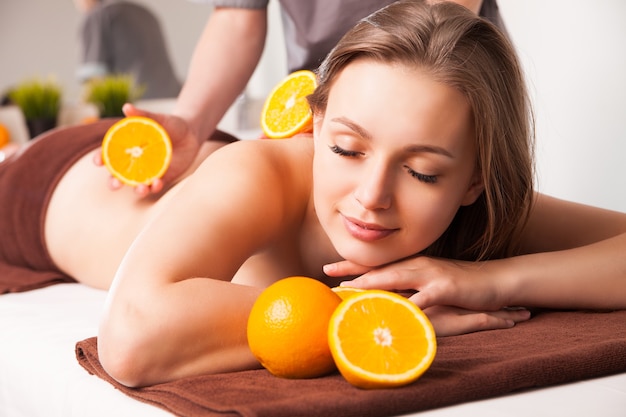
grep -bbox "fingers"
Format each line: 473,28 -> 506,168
432,312 -> 513,337
123,103 -> 160,124
93,147 -> 124,191
133,184 -> 150,197
341,266 -> 424,293
498,307 -> 532,323
323,260 -> 372,278
92,148 -> 104,166
106,178 -> 162,197
148,178 -> 165,194
424,306 -> 532,337
109,177 -> 123,191
410,288 -> 444,310
122,103 -> 143,117
132,179 -> 165,197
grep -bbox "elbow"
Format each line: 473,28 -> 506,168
97,306 -> 165,388
98,324 -> 152,388
97,341 -> 146,388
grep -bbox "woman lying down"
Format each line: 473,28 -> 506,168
0,0 -> 624,388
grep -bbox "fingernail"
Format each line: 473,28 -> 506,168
323,264 -> 335,273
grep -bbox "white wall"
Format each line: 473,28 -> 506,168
0,0 -> 284,103
1,0 -> 624,211
0,0 -> 208,102
499,0 -> 626,212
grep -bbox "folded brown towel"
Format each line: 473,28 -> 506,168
76,309 -> 626,417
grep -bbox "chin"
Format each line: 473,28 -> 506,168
336,245 -> 405,269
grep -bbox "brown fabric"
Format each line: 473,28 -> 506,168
76,309 -> 626,417
0,119 -> 118,294
0,120 -> 238,294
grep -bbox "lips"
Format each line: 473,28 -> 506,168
341,215 -> 398,242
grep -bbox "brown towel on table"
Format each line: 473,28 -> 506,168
76,309 -> 626,417
0,263 -> 76,294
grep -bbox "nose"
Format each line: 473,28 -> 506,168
353,160 -> 393,210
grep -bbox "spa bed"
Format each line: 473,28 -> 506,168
1,283 -> 625,417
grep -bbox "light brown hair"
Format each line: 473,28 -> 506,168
308,0 -> 535,260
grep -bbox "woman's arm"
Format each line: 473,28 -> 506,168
328,193 -> 626,332
498,193 -> 626,309
98,139 -> 309,387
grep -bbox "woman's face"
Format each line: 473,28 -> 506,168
313,60 -> 483,267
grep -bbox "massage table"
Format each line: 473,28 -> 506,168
1,282 -> 625,417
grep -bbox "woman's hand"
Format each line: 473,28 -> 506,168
324,255 -> 530,336
325,255 -> 509,310
422,305 -> 530,336
93,103 -> 202,197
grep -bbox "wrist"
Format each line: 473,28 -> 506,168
494,255 -> 532,308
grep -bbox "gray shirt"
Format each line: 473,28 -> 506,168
209,0 -> 508,72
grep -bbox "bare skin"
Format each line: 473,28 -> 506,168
44,140 -> 229,289
39,60 -> 626,389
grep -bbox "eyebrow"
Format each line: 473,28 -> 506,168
331,116 -> 372,140
330,116 -> 455,159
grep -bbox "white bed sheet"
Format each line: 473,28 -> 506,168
1,284 -> 625,417
0,284 -> 170,417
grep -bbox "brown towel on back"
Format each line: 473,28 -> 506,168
76,309 -> 626,417
0,120 -> 238,295
0,120 -> 117,295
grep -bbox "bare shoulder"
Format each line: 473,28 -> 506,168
108,137 -> 316,286
181,136 -> 314,226
194,137 -> 314,195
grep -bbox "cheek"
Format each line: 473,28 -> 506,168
313,154 -> 348,212
312,155 -> 332,217
398,188 -> 463,246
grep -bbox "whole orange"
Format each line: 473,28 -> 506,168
0,123 -> 10,149
247,276 -> 341,378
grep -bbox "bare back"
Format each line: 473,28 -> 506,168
44,141 -> 227,289
45,137 -> 341,290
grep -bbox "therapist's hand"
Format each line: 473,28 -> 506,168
93,103 -> 202,197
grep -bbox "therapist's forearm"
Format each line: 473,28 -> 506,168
173,8 -> 267,142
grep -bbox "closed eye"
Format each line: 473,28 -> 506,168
329,144 -> 362,157
405,166 -> 438,184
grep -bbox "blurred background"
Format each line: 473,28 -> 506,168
0,0 -> 624,212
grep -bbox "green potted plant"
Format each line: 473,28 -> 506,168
84,75 -> 145,118
8,77 -> 62,139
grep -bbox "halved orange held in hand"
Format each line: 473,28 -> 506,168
101,116 -> 172,186
328,290 -> 437,389
260,70 -> 317,139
